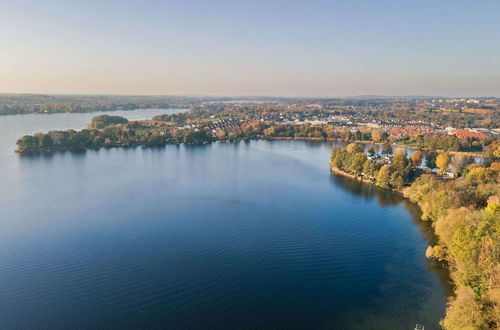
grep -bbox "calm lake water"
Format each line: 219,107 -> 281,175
0,109 -> 449,329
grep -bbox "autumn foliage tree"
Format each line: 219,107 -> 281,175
411,150 -> 423,166
376,164 -> 391,188
405,165 -> 499,329
436,152 -> 450,175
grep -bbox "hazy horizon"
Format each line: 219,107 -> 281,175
1,0 -> 499,97
0,92 -> 497,99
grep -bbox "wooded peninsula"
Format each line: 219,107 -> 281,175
330,142 -> 499,329
14,107 -> 498,157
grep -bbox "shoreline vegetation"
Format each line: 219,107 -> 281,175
14,113 -> 495,159
330,143 -> 499,329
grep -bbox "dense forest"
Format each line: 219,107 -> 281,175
406,168 -> 499,329
330,142 -> 500,329
15,117 -> 214,153
330,143 -> 417,189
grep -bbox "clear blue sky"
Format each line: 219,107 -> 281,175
1,0 -> 499,96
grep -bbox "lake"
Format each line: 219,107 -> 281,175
0,109 -> 449,329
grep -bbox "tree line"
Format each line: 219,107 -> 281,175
0,94 -> 195,115
405,164 -> 499,329
16,121 -> 215,153
330,142 -> 499,329
330,143 -> 419,189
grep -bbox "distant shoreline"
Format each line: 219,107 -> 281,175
0,107 -> 189,117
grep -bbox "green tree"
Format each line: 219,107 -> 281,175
426,151 -> 437,169
390,172 -> 404,189
16,135 -> 39,153
88,115 -> 128,129
349,152 -> 366,175
34,133 -> 54,150
363,159 -> 374,178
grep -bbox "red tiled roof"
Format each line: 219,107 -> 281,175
454,130 -> 489,140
